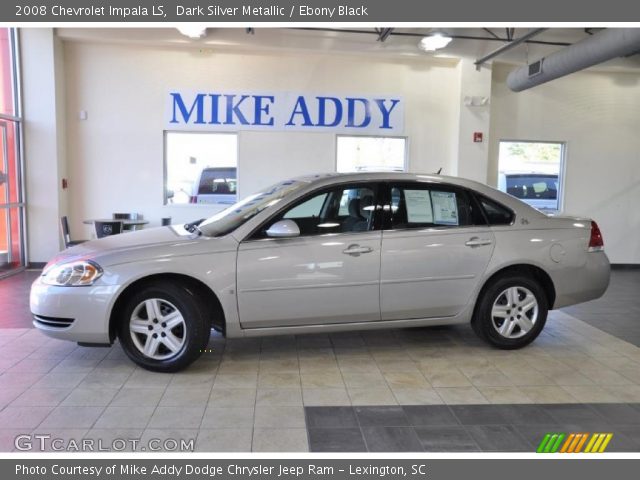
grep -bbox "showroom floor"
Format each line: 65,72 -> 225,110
0,270 -> 640,452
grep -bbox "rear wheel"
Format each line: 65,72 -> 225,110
472,274 -> 548,349
117,281 -> 211,372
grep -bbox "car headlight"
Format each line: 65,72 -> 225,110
42,260 -> 104,286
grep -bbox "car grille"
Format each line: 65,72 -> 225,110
33,315 -> 75,329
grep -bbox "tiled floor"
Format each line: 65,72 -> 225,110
0,269 -> 640,452
305,404 -> 640,451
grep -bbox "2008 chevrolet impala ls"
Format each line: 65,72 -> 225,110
31,173 -> 610,371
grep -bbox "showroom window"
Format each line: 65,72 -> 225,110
497,140 -> 565,213
336,136 -> 406,173
0,28 -> 24,277
164,132 -> 238,205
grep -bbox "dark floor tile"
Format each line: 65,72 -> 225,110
616,426 -> 640,450
542,404 -> 605,424
414,426 -> 480,452
449,404 -> 511,425
604,431 -> 640,452
402,405 -> 459,426
361,426 -> 423,452
496,404 -> 558,425
513,424 -> 568,450
467,425 -> 531,452
305,407 -> 358,428
589,404 -> 640,425
308,428 -> 366,452
355,406 -> 409,427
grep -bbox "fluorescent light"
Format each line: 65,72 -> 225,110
177,25 -> 207,39
418,33 -> 452,52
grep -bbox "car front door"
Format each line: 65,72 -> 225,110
236,182 -> 382,329
380,182 -> 495,320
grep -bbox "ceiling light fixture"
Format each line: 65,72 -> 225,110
418,33 -> 453,52
177,25 -> 207,39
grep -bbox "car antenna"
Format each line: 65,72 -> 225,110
436,167 -> 442,174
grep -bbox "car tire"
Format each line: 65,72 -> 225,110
472,274 -> 548,349
117,281 -> 211,372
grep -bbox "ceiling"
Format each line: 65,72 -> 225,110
55,27 -> 640,71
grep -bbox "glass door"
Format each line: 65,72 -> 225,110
0,120 -> 25,276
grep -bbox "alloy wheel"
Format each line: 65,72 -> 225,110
129,298 -> 187,360
490,286 -> 539,339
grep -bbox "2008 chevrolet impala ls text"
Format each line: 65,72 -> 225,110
30,172 -> 610,371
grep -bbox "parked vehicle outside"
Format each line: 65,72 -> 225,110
498,172 -> 560,213
31,172 -> 609,371
189,167 -> 237,205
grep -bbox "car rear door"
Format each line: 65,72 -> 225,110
380,182 -> 495,320
236,182 -> 383,329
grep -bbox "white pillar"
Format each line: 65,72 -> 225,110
452,58 -> 492,183
21,28 -> 68,263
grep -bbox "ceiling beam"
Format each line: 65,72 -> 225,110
474,28 -> 548,70
377,28 -> 394,42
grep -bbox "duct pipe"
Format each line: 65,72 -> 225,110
507,28 -> 640,92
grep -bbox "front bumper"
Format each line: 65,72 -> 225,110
30,276 -> 120,344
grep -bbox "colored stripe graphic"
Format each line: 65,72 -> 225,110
538,433 -> 613,453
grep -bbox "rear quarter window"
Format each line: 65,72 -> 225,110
477,195 -> 514,226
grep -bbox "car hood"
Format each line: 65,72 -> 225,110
46,226 -> 238,268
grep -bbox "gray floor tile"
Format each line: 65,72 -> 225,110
449,404 -> 512,425
467,425 -> 531,452
308,427 -> 367,452
414,426 -> 480,452
542,404 -> 605,424
354,406 -> 409,427
402,405 -> 460,426
305,407 -> 358,428
361,426 -> 423,452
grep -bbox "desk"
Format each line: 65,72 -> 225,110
83,219 -> 149,230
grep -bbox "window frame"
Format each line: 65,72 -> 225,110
245,180 -> 384,241
379,181 -> 489,232
335,134 -> 409,173
162,130 -> 239,207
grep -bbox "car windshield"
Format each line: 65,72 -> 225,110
198,179 -> 307,237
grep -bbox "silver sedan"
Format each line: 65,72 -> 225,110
31,173 -> 610,371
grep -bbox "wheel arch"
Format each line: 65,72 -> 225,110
475,264 -> 556,314
108,273 -> 226,343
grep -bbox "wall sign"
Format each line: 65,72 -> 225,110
166,91 -> 404,134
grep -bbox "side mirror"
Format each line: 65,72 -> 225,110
266,219 -> 300,238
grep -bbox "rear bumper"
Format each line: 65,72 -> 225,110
30,277 -> 118,344
553,251 -> 610,308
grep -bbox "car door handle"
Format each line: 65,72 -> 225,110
465,237 -> 493,247
342,244 -> 373,256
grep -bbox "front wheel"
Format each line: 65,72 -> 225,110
472,275 -> 548,349
117,282 -> 210,372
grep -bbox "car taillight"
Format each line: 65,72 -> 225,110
588,220 -> 604,252
189,196 -> 197,204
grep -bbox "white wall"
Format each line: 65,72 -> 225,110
62,41 -> 461,244
489,63 -> 640,264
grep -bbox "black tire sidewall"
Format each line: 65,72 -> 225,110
475,275 -> 548,349
117,282 -> 209,372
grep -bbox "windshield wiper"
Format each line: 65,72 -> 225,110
184,218 -> 206,234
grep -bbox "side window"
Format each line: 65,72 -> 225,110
388,185 -> 483,229
260,184 -> 377,238
477,195 -> 514,225
283,193 -> 327,219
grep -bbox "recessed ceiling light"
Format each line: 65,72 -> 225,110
418,33 -> 453,52
177,25 -> 207,39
